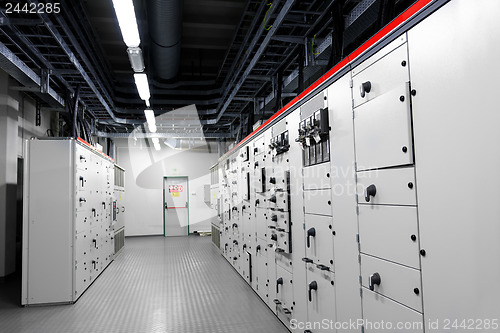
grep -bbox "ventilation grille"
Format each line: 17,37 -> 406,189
114,229 -> 125,255
211,225 -> 220,249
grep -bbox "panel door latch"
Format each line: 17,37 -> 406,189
369,272 -> 381,291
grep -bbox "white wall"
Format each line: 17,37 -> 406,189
115,137 -> 219,236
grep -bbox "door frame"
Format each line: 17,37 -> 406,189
163,176 -> 190,236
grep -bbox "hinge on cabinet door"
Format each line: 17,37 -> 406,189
352,99 -> 355,109
354,162 -> 357,171
349,79 -> 353,88
360,288 -> 363,297
303,223 -> 306,230
359,276 -> 362,284
358,254 -> 361,263
352,110 -> 355,119
356,234 -> 360,243
356,205 -> 359,215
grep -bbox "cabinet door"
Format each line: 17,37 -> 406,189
357,167 -> 416,206
362,289 -> 423,333
303,163 -> 331,190
360,254 -> 422,312
255,208 -> 268,240
306,264 -> 336,331
304,189 -> 332,216
255,251 -> 269,301
359,205 -> 420,269
276,265 -> 294,310
304,214 -> 334,271
352,40 -> 409,108
354,84 -> 413,170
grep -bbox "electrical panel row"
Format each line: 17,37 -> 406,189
113,164 -> 126,256
22,138 -> 120,305
216,1 -> 500,331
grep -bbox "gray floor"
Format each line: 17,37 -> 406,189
0,236 -> 288,333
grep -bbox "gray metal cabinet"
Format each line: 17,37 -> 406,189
22,138 -> 115,305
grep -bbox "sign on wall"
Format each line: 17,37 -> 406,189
169,185 -> 183,197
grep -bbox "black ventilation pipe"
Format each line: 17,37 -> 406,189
147,0 -> 183,80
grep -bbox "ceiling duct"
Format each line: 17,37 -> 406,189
147,0 -> 183,81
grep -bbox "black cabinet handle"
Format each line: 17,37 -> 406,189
271,234 -> 278,241
273,299 -> 281,305
316,264 -> 330,271
307,227 -> 316,248
269,195 -> 277,203
255,199 -> 260,206
302,257 -> 313,263
360,81 -> 372,98
369,272 -> 381,291
269,177 -> 276,184
243,244 -> 247,250
232,207 -> 238,211
275,248 -> 285,253
268,226 -> 276,229
92,208 -> 96,217
79,198 -> 86,203
232,223 -> 238,228
102,202 -> 106,209
271,215 -> 278,222
233,257 -> 238,261
283,308 -> 292,315
233,240 -> 238,245
92,260 -> 96,269
365,184 -> 377,202
276,277 -> 283,293
308,281 -> 318,302
256,245 -> 261,252
79,176 -> 84,187
277,228 -> 285,232
92,239 -> 97,248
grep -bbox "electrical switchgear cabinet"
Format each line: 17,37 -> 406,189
22,138 -> 117,305
216,1 -> 500,331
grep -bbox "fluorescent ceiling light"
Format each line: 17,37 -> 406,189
152,138 -> 161,151
111,0 -> 141,47
145,99 -> 150,107
144,109 -> 157,133
127,47 -> 145,72
134,73 -> 150,101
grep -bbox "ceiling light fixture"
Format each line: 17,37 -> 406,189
134,73 -> 150,101
144,109 -> 157,133
127,47 -> 145,72
111,0 -> 141,47
145,99 -> 150,107
152,138 -> 161,151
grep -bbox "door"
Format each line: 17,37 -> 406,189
164,176 -> 189,236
